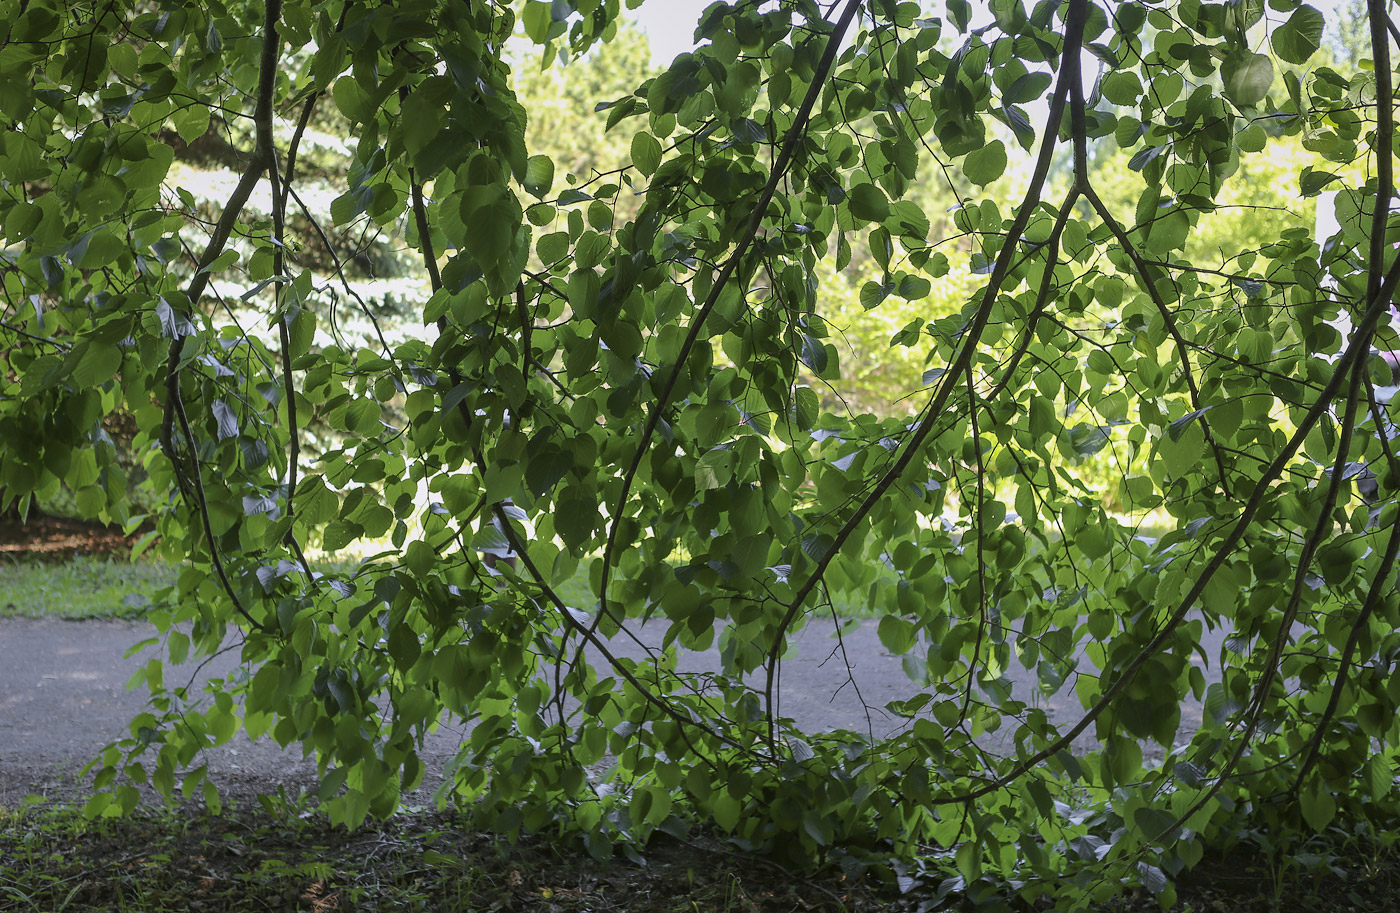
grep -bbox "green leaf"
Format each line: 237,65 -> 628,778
65,341 -> 122,389
800,533 -> 834,562
1104,737 -> 1142,787
332,76 -> 371,124
897,274 -> 931,300
1221,52 -> 1274,107
462,194 -> 521,275
521,1 -> 553,43
71,228 -> 125,270
388,624 -> 421,670
964,139 -> 1007,186
1299,782 -> 1337,832
173,105 -> 211,144
847,183 -> 890,223
948,0 -> 971,31
1145,208 -> 1190,251
792,386 -> 819,431
1100,71 -> 1143,107
1065,423 -> 1110,458
155,298 -> 196,338
1168,407 -> 1208,441
799,334 -> 828,375
523,155 -> 554,198
1157,422 -> 1204,479
322,519 -> 363,552
1005,72 -> 1051,105
555,499 -> 597,550
525,449 -> 572,496
1135,862 -> 1167,895
878,615 -> 917,655
1271,5 -> 1324,65
211,400 -> 238,439
631,132 -> 662,176
696,449 -> 732,490
330,186 -> 373,225
712,792 -> 741,831
1370,753 -> 1392,799
1300,167 -> 1339,196
1235,122 -> 1266,154
861,280 -> 894,310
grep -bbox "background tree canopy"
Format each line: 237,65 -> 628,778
2,0 -> 1398,906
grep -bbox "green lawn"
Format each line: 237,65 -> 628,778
0,557 -> 175,620
0,556 -> 889,622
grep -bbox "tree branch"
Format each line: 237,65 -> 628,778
597,0 -> 866,633
933,251 -> 1400,810
761,0 -> 1091,750
157,0 -> 282,631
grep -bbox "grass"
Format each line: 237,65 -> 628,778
0,558 -> 175,621
0,555 -> 891,623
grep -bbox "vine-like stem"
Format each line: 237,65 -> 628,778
1289,495 -> 1400,792
0,321 -> 69,350
173,393 -> 263,630
160,0 -> 282,462
982,187 -> 1077,407
271,93 -> 318,579
953,365 -> 988,731
1160,282 -> 1376,839
1080,185 -> 1234,498
1064,21 -> 1235,499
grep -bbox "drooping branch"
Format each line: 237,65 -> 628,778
1064,15 -> 1236,500
1288,0 -> 1398,798
1290,473 -> 1400,791
934,252 -> 1400,810
953,365 -> 989,733
0,321 -> 69,350
173,387 -> 263,631
1079,186 -> 1235,499
1163,0 -> 1400,831
401,160 -> 758,765
159,0 -> 283,465
272,93 -> 319,580
156,0 -> 284,634
982,187 -> 1078,406
596,0 -> 866,626
1157,294 -> 1378,839
760,0 -> 1091,749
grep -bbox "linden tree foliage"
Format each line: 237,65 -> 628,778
2,0 -> 1398,906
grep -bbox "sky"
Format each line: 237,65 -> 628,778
632,0 -> 711,67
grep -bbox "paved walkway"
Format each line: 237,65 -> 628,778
0,614 -> 1222,805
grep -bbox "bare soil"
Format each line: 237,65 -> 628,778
0,510 -> 143,563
